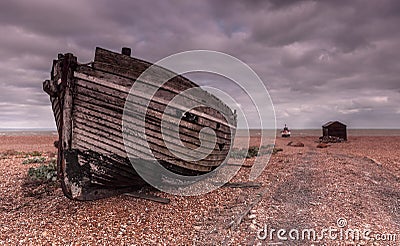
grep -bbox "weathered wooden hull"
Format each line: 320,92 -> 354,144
43,47 -> 237,200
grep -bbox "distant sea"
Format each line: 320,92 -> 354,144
237,129 -> 400,137
0,128 -> 57,136
1,128 -> 400,137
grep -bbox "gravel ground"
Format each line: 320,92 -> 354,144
0,135 -> 399,245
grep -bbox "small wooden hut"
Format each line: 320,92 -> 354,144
322,121 -> 347,141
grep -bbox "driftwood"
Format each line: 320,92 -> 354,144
225,163 -> 253,168
123,192 -> 170,204
226,187 -> 269,230
226,194 -> 263,230
211,181 -> 262,189
364,156 -> 382,167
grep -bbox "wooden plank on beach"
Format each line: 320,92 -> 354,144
123,192 -> 170,204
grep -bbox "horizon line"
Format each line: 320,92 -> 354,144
1,127 -> 400,131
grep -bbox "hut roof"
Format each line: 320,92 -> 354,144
322,121 -> 346,128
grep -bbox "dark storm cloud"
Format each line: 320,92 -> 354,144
0,0 -> 399,128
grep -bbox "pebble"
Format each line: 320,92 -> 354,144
193,226 -> 202,231
249,224 -> 257,230
248,214 -> 256,219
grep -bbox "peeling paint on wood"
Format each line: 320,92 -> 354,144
43,47 -> 237,201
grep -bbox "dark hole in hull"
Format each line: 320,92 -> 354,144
182,112 -> 198,123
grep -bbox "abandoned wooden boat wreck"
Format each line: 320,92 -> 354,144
43,47 -> 237,200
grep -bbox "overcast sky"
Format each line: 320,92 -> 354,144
0,0 -> 399,129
